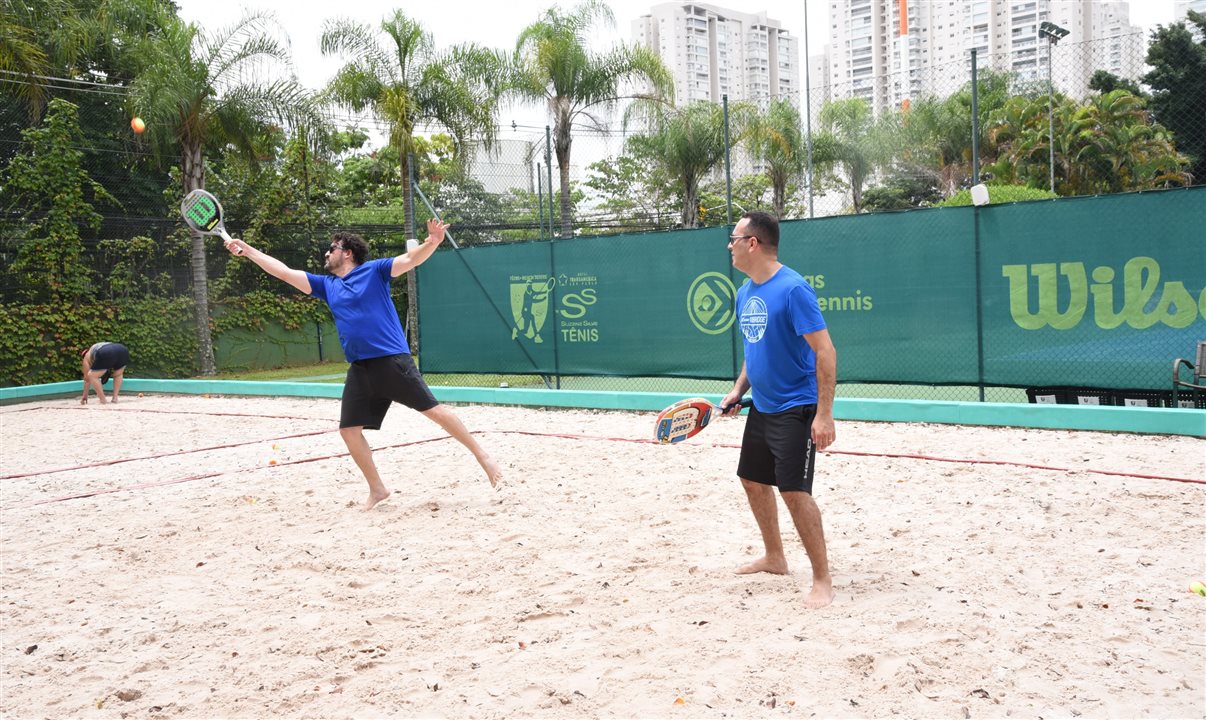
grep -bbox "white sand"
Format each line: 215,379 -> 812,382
1,394 -> 1204,719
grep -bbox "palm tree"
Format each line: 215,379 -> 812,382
988,89 -> 1191,196
642,101 -> 742,228
129,10 -> 320,375
745,98 -> 805,217
513,0 -> 671,235
894,70 -> 1012,198
985,94 -> 1053,187
0,0 -> 52,120
1069,90 -> 1190,193
1,0 -> 173,123
321,10 -> 505,349
812,97 -> 885,214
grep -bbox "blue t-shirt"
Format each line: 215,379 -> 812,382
736,265 -> 827,413
305,258 -> 410,361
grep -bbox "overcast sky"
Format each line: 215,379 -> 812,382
173,0 -> 1181,136
176,0 -> 1180,88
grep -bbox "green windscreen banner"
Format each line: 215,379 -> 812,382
418,187 -> 1204,390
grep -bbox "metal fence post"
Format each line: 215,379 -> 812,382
1047,40 -> 1055,193
723,94 -> 733,226
536,162 -> 546,241
804,0 -> 815,219
407,153 -> 417,239
971,49 -> 980,185
545,126 -> 556,236
549,239 -> 561,389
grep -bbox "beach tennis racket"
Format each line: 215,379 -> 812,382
654,397 -> 752,444
181,189 -> 240,254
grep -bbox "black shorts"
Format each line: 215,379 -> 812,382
92,343 -> 129,371
737,404 -> 818,494
340,354 -> 438,429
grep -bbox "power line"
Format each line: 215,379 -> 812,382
0,69 -> 133,90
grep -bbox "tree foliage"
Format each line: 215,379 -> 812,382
512,0 -> 671,234
1142,11 -> 1206,184
987,90 -> 1189,194
0,99 -> 116,302
321,10 -> 505,349
745,99 -> 806,217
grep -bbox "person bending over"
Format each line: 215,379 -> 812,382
80,342 -> 129,405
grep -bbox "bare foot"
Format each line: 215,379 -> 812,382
803,578 -> 835,609
483,457 -> 502,489
736,555 -> 789,575
361,488 -> 391,511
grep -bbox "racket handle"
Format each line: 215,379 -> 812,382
718,398 -> 753,413
219,230 -> 243,255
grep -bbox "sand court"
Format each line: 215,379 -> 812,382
1,394 -> 1203,718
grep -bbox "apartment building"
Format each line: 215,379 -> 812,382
825,0 -> 1144,116
632,2 -> 801,107
1175,0 -> 1206,18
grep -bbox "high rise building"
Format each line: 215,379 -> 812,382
632,2 -> 801,107
825,0 -> 1145,116
1091,2 -> 1146,84
1175,0 -> 1206,19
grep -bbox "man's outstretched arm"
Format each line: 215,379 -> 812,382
223,238 -> 311,294
391,218 -> 450,278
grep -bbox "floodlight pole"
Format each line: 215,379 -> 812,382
804,0 -> 815,218
1047,40 -> 1055,193
1039,21 -> 1068,194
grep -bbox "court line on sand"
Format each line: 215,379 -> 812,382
0,428 -> 337,481
6,429 -> 1202,510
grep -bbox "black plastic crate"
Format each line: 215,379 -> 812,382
1062,387 -> 1115,407
1112,389 -> 1171,408
1025,387 -> 1064,405
1169,390 -> 1206,410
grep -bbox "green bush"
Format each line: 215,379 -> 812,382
937,185 -> 1059,207
0,298 -> 196,386
0,293 -> 331,386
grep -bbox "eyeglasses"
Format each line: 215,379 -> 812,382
729,235 -> 756,243
326,245 -> 344,254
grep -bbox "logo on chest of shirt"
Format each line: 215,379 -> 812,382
740,296 -> 768,343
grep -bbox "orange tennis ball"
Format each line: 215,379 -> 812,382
131,117 -> 146,134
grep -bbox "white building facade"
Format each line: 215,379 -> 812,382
824,0 -> 1145,116
632,2 -> 801,107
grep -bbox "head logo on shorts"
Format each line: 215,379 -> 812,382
740,296 -> 768,343
687,272 -> 736,335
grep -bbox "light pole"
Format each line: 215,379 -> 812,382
1039,21 -> 1069,193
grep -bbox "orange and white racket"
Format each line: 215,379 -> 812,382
654,397 -> 751,444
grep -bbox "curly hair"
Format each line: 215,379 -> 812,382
331,231 -> 369,265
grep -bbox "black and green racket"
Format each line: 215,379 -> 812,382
181,189 -> 240,254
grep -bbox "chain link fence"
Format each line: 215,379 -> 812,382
2,21 -> 1202,403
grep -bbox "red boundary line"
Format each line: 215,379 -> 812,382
5,428 -> 1202,510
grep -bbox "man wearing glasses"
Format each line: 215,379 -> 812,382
721,211 -> 837,609
222,221 -> 502,510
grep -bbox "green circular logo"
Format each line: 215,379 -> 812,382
687,272 -> 737,334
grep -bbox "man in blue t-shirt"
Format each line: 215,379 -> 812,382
720,211 -> 838,609
224,220 -> 502,510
